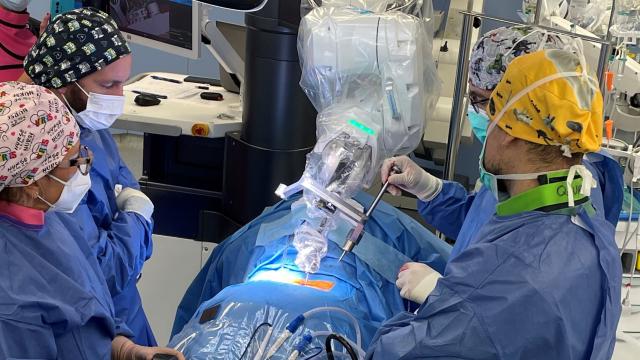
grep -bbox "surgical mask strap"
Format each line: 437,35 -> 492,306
566,164 -> 597,207
492,71 -> 595,126
36,174 -> 67,209
48,173 -> 68,186
61,93 -> 78,115
495,171 -> 549,181
36,193 -> 55,209
75,82 -> 90,97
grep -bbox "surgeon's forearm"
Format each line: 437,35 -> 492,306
418,181 -> 475,240
98,211 -> 153,295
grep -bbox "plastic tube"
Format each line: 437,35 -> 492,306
311,331 -> 366,360
254,326 -> 274,360
266,306 -> 361,359
302,307 -> 362,347
265,315 -> 305,359
287,334 -> 313,360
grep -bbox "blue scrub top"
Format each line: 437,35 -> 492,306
419,151 -> 623,259
366,207 -> 622,359
57,128 -> 156,345
0,203 -> 130,359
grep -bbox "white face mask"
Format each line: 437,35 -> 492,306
0,0 -> 31,12
67,83 -> 125,131
38,171 -> 91,213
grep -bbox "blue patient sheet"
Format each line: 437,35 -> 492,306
170,192 -> 451,359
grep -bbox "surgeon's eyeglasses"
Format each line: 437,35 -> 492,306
469,93 -> 490,114
58,145 -> 94,175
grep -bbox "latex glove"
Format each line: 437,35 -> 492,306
116,187 -> 154,222
381,156 -> 443,201
112,336 -> 185,360
396,262 -> 442,304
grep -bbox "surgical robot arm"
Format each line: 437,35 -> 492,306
276,2 -> 440,273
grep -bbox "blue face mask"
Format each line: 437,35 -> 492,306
467,106 -> 489,143
478,137 -> 497,196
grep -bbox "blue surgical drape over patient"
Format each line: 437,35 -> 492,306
171,192 -> 451,342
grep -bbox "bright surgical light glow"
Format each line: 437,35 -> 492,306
249,268 -> 301,284
249,268 -> 335,291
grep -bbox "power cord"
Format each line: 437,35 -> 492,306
325,334 -> 357,360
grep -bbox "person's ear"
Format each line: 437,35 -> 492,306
23,181 -> 43,201
501,133 -> 518,147
57,84 -> 72,95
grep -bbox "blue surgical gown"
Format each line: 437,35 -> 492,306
57,128 -> 156,345
420,152 -> 623,259
366,207 -> 622,359
0,208 -> 131,359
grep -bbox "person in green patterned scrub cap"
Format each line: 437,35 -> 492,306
23,7 -> 158,347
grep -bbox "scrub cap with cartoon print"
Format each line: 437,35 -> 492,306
488,49 -> 602,155
0,82 -> 79,191
24,7 -> 131,89
469,25 -> 573,91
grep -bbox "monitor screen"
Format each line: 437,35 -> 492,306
109,0 -> 197,55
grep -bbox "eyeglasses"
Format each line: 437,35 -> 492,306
469,92 -> 490,114
58,145 -> 94,175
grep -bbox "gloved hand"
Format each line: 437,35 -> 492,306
112,336 -> 185,360
381,156 -> 443,201
116,187 -> 154,222
396,262 -> 442,304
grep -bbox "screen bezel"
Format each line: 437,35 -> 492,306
117,1 -> 201,60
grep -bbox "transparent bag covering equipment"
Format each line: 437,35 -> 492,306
279,2 -> 440,274
170,300 -> 364,360
302,0 -> 429,16
566,0 -> 612,35
610,0 -> 640,42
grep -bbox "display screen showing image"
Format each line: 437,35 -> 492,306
109,0 -> 193,50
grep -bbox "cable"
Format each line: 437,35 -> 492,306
325,334 -> 358,360
311,331 -> 365,359
633,133 -> 640,149
620,186 -> 638,255
239,322 -> 273,360
623,201 -> 639,307
302,307 -> 362,347
301,347 -> 324,360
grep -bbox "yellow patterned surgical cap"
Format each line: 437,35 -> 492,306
487,49 -> 603,154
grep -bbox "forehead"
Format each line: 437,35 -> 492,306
83,55 -> 132,83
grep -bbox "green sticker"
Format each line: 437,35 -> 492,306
348,119 -> 375,136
